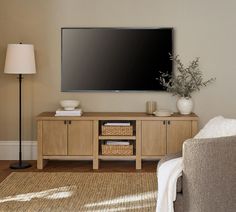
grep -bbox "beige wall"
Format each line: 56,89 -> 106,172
0,0 -> 236,140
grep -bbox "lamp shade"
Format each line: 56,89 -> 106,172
4,44 -> 36,74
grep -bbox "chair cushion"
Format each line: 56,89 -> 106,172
194,116 -> 236,139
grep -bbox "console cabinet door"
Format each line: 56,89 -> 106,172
142,121 -> 166,156
167,121 -> 192,154
42,121 -> 67,155
68,121 -> 93,156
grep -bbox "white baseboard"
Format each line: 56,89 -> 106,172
0,141 -> 37,160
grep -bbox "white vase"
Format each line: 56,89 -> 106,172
177,97 -> 193,115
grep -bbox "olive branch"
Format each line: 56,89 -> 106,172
158,55 -> 215,98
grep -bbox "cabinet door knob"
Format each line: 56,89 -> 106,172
168,121 -> 170,125
69,120 -> 71,124
163,121 -> 166,125
64,120 -> 67,125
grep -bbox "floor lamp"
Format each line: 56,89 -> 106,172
4,43 -> 36,169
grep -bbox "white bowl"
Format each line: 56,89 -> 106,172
153,110 -> 173,117
60,100 -> 80,111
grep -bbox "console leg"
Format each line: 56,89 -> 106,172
93,159 -> 99,170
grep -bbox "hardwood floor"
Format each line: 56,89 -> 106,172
0,160 -> 158,183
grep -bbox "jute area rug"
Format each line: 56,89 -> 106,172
0,172 -> 157,212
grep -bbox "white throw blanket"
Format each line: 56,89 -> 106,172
156,157 -> 183,212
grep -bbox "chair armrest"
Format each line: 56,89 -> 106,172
183,136 -> 236,212
157,152 -> 182,170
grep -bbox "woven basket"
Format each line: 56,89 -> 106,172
102,126 -> 133,136
101,144 -> 133,156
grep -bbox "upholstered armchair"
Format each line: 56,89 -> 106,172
158,136 -> 236,212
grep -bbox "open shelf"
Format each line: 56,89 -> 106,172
99,136 -> 136,140
99,120 -> 136,136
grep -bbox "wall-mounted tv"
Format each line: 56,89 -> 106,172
61,27 -> 173,91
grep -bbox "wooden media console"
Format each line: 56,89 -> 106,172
37,112 -> 198,169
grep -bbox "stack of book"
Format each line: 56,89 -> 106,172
55,108 -> 83,116
105,141 -> 130,146
104,122 -> 131,126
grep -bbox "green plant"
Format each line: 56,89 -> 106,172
158,55 -> 215,98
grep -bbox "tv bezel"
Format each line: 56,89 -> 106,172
61,27 -> 174,92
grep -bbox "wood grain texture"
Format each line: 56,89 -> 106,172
68,121 -> 93,156
43,156 -> 93,160
167,121 -> 192,154
191,120 -> 198,137
99,136 -> 136,140
98,156 -> 136,160
142,121 -> 167,156
37,121 -> 43,169
37,112 -> 198,170
142,156 -> 164,160
37,112 -> 199,121
42,121 -> 68,156
93,121 -> 99,169
136,120 -> 142,169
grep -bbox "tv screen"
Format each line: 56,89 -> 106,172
61,28 -> 173,91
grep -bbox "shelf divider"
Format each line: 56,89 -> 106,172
98,155 -> 136,160
99,135 -> 136,140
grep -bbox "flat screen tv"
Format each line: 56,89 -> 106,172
61,27 -> 173,91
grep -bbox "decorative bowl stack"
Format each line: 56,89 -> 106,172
60,100 -> 80,111
55,100 -> 82,116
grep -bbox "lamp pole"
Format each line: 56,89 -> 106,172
19,74 -> 22,166
10,73 -> 31,169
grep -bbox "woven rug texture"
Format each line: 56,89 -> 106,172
0,172 -> 157,212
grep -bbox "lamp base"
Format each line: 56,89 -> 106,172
10,161 -> 32,169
